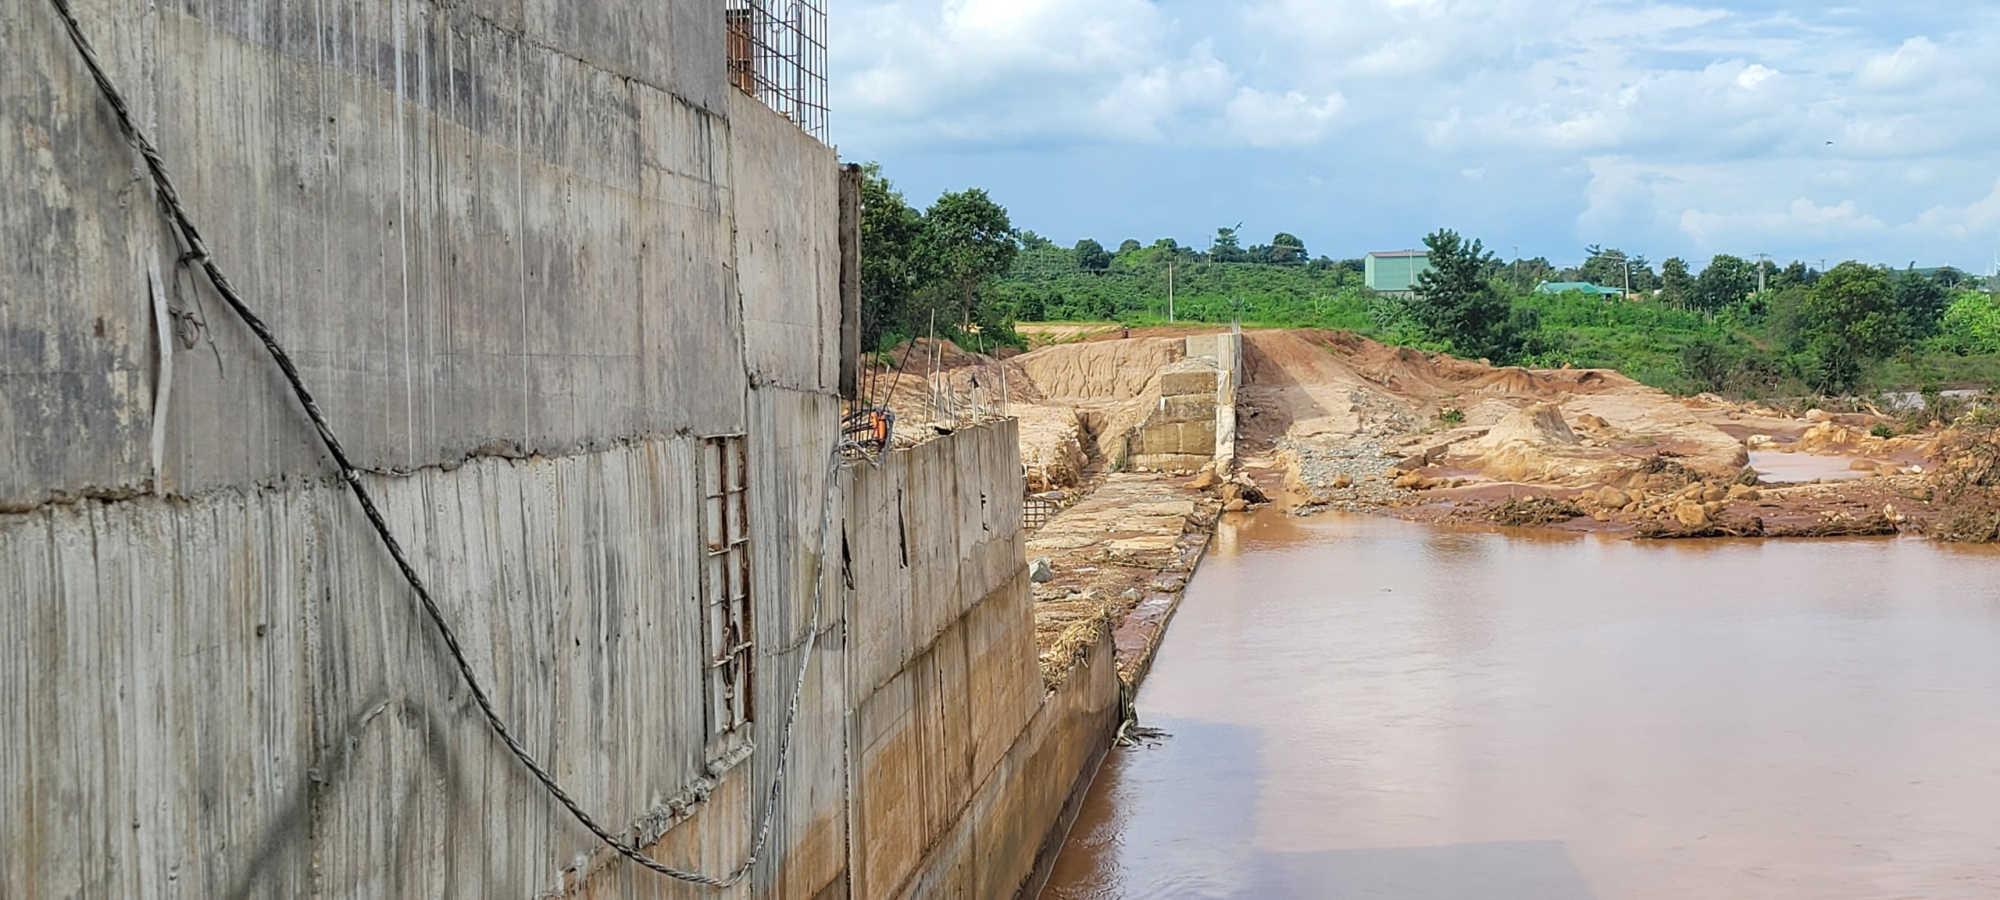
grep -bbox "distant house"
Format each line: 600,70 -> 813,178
1535,281 -> 1626,298
1365,250 -> 1432,293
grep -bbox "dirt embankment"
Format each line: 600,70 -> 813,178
1227,329 -> 1955,537
861,336 -> 1206,491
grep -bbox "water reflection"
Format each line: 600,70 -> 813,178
1041,514 -> 2000,900
1748,450 -> 1872,483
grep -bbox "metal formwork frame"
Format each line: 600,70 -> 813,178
725,0 -> 829,142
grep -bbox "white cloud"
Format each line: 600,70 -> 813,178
1680,198 -> 1887,248
835,0 -> 2000,264
1915,179 -> 2000,241
1735,63 -> 1776,90
1856,37 -> 1942,90
1091,44 -> 1238,142
1224,88 -> 1347,148
835,0 -> 1206,144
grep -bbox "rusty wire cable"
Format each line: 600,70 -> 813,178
45,0 -> 842,887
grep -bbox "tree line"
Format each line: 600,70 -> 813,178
1410,228 -> 1995,393
859,161 -> 2000,396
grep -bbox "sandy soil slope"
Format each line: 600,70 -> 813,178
861,329 -> 1950,538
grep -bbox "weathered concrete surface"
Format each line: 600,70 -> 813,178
1,1 -> 844,507
841,419 -> 1123,900
5,4 -> 1115,899
1126,333 -> 1241,473
1,407 -> 843,900
733,89 -> 841,395
1026,474 -> 1219,688
885,627 -> 1120,900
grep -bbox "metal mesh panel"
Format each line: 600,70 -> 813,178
725,0 -> 829,142
700,435 -> 754,756
1023,495 -> 1061,534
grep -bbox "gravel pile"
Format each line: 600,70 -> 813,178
1284,435 -> 1406,513
1350,387 -> 1422,436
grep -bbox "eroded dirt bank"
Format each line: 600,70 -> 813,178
1225,329 -> 1952,538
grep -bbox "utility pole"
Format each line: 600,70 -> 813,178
1587,248 -> 1630,299
1168,258 -> 1175,323
1756,253 -> 1770,293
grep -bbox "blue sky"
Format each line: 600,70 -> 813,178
829,1 -> 2000,273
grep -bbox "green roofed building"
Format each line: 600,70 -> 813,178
1365,250 -> 1431,293
1535,281 -> 1626,298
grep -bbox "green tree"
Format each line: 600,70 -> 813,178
1580,245 -> 1646,293
919,188 -> 1019,330
1680,335 -> 1737,394
1500,257 -> 1557,293
1411,229 -> 1518,362
1074,238 -> 1111,273
1210,225 -> 1247,263
1267,232 -> 1308,266
1894,266 -> 1951,338
1770,260 -> 1815,291
1935,291 -> 2000,355
1018,230 -> 1055,251
1693,254 -> 1754,312
1801,261 -> 1901,392
1117,238 -> 1143,255
1660,257 -> 1695,308
858,163 -> 926,350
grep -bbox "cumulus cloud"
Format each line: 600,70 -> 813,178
834,0 -> 2000,264
1681,198 -> 1888,248
1856,37 -> 1942,90
836,0 -> 1363,149
1224,89 -> 1347,148
835,0 -> 1208,144
1915,179 -> 2000,241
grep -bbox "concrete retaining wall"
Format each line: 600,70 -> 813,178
840,419 -> 1120,900
1,394 -> 844,900
5,2 -> 1112,897
2,1 -> 842,507
1128,332 -> 1242,473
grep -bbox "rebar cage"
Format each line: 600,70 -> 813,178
725,0 -> 829,142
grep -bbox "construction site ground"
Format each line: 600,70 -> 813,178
861,328 -> 1980,697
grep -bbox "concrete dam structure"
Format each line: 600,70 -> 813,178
2,3 -> 1116,898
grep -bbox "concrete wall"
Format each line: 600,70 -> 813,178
1127,332 -> 1242,473
2,417 -> 844,900
1188,332 -> 1242,469
839,420 -> 1120,900
5,3 -> 1111,898
2,0 -> 846,507
4,1 -> 849,898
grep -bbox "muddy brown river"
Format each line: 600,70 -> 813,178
1041,513 -> 2000,899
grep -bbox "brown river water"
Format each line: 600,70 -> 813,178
1040,513 -> 2000,900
